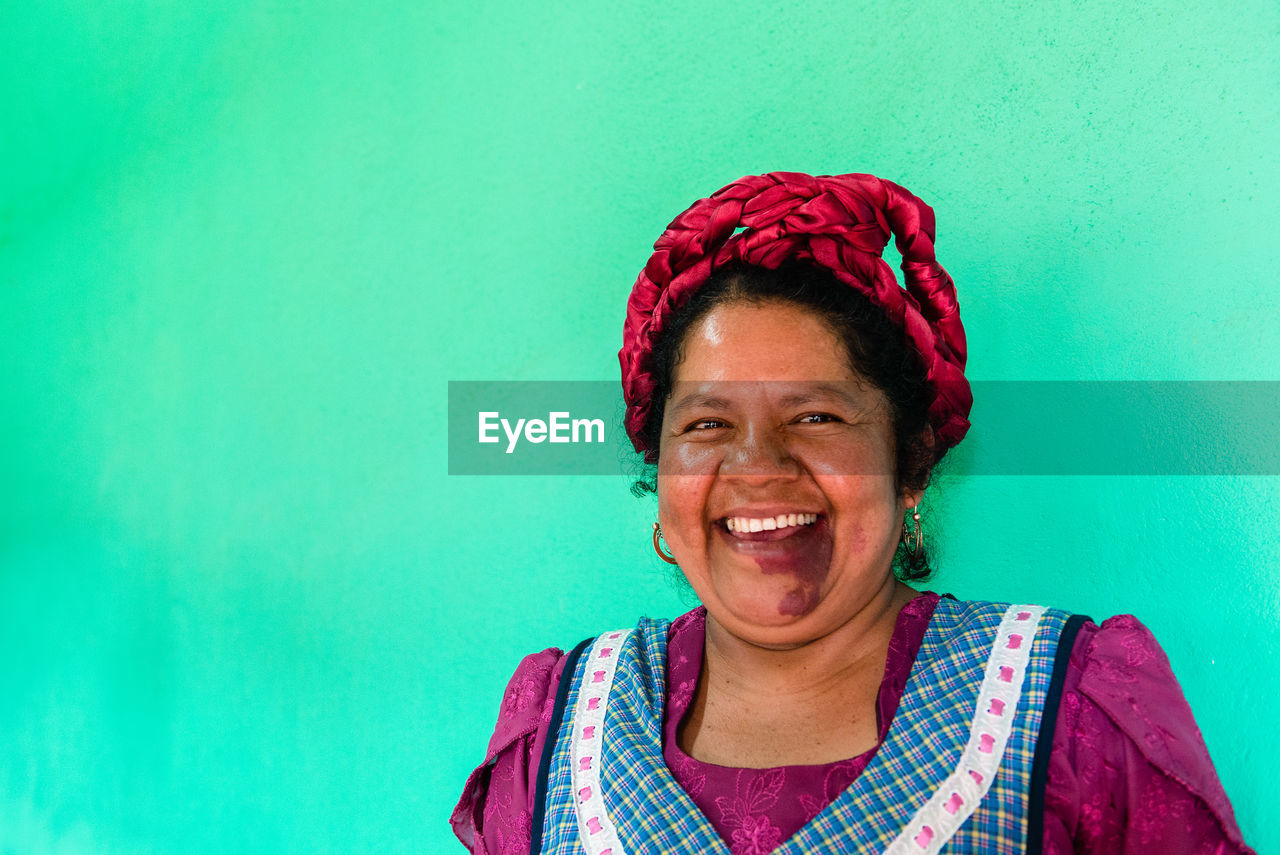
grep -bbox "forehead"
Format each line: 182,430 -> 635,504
673,301 -> 855,384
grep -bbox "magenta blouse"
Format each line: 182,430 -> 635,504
452,593 -> 1253,854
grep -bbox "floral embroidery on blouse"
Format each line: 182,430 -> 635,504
714,769 -> 786,855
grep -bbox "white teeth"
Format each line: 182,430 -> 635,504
725,513 -> 818,534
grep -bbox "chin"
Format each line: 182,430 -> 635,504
714,591 -> 828,637
703,559 -> 831,624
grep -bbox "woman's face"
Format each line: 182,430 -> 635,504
656,300 -> 920,648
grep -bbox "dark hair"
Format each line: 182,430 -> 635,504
630,260 -> 944,581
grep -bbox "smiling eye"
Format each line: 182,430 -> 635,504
795,412 -> 842,424
685,418 -> 729,431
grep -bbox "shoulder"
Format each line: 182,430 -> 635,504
453,612 -> 704,852
451,645 -> 571,854
1066,615 -> 1230,811
1046,613 -> 1253,852
931,595 -> 1069,619
488,609 -> 694,755
926,596 -> 1075,640
485,646 -> 571,760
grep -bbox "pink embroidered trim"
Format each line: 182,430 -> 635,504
569,630 -> 631,855
884,605 -> 1047,855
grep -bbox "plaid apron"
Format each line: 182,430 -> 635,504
534,599 -> 1080,855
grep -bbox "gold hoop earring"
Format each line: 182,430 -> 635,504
901,506 -> 924,560
652,522 -> 678,565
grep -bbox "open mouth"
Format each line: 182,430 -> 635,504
720,513 -> 822,542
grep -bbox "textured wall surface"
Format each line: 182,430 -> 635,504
2,1 -> 1277,852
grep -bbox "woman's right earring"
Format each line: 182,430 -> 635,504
652,522 -> 679,565
901,505 -> 924,560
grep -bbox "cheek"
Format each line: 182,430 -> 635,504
656,474 -> 716,545
825,476 -> 902,528
655,443 -> 723,551
812,474 -> 902,560
797,433 -> 897,479
657,439 -> 723,477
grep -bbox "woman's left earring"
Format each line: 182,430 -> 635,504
901,505 -> 924,560
652,523 -> 679,565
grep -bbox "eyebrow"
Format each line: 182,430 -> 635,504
665,382 -> 877,417
666,392 -> 733,418
775,381 -> 872,410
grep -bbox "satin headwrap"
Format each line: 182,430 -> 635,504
619,171 -> 972,456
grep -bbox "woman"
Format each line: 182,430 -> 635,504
452,173 -> 1253,853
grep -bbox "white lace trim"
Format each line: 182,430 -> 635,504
568,629 -> 632,855
882,604 -> 1047,855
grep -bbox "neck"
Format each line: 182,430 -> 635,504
702,575 -> 915,704
678,574 -> 920,767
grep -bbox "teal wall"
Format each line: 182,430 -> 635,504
3,2 -> 1277,852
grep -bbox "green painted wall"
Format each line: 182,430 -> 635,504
3,1 -> 1277,852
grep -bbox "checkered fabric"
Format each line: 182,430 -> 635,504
537,600 -> 1071,854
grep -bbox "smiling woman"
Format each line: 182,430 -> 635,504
451,173 -> 1254,854
657,300 -> 908,638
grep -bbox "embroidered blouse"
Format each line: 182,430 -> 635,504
452,593 -> 1253,854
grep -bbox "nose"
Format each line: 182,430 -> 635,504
719,425 -> 800,482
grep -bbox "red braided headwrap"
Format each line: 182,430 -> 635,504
620,171 -> 972,456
